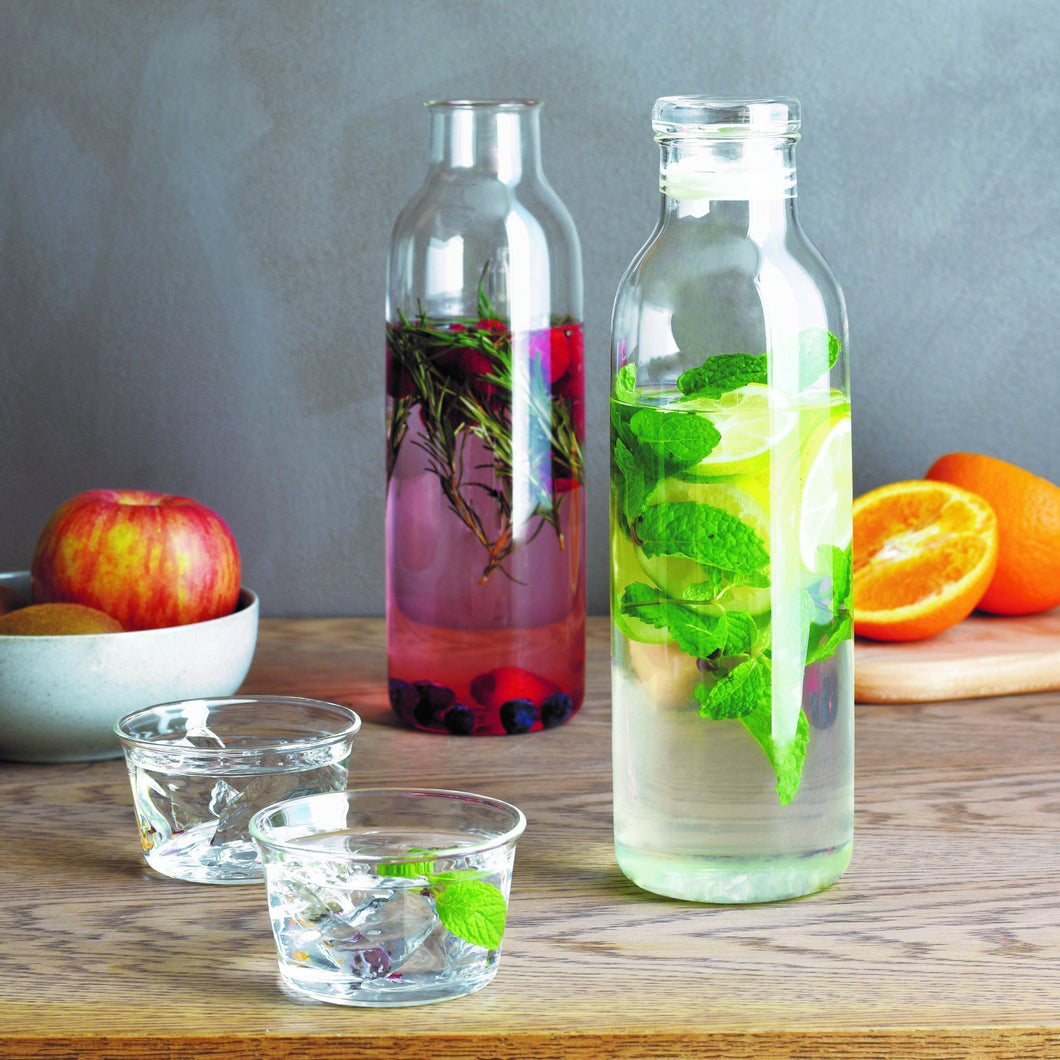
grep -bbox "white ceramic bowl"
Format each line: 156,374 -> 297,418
0,571 -> 259,763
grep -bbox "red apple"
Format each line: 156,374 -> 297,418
31,489 -> 241,631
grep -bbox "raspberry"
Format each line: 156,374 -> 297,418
469,666 -> 558,712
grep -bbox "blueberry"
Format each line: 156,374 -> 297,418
412,680 -> 456,726
442,704 -> 475,735
499,698 -> 537,734
540,692 -> 574,729
413,680 -> 456,709
388,679 -> 419,723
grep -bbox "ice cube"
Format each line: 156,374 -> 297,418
208,778 -> 241,819
209,765 -> 345,847
276,867 -> 376,931
393,915 -> 484,979
316,889 -> 437,981
177,726 -> 227,749
136,767 -> 217,836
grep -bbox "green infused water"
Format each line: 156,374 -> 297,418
610,370 -> 854,903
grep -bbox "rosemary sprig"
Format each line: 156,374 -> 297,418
385,297 -> 583,583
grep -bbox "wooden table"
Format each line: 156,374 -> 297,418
1,617 -> 1058,1059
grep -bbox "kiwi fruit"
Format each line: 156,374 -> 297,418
0,602 -> 124,636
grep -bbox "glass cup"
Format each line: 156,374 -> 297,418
249,788 -> 527,1006
114,696 -> 362,884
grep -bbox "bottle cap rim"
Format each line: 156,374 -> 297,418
653,97 -> 800,140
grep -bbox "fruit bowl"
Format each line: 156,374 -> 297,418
0,571 -> 259,763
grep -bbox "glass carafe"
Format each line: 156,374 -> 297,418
609,97 -> 853,901
386,100 -> 585,736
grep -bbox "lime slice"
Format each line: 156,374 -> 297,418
675,384 -> 797,479
798,413 -> 852,573
637,476 -> 772,615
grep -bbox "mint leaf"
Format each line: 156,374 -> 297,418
620,582 -> 729,658
629,406 -> 721,471
774,327 -> 841,390
613,436 -> 650,526
679,572 -> 729,602
433,878 -> 508,949
635,501 -> 770,577
677,353 -> 766,398
741,705 -> 810,807
804,544 -> 853,665
807,612 -> 853,665
620,581 -> 760,660
694,656 -> 764,719
615,363 -> 638,402
612,400 -> 724,528
619,581 -> 671,628
720,608 -> 759,656
669,614 -> 730,661
693,654 -> 809,804
674,328 -> 841,397
832,542 -> 853,612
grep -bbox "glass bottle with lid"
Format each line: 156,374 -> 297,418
609,97 -> 853,902
385,100 -> 585,737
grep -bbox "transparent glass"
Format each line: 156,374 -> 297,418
609,97 -> 854,902
114,697 -> 362,884
386,100 -> 586,736
250,788 -> 526,1006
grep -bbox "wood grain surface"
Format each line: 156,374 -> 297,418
856,607 -> 1060,703
1,617 -> 1058,1059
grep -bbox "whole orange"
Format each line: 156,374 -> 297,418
925,452 -> 1060,615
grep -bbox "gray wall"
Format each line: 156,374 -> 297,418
3,0 -> 1059,617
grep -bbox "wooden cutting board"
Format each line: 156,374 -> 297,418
855,607 -> 1060,703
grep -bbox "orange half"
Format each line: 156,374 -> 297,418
853,480 -> 999,641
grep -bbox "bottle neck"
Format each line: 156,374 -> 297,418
658,137 -> 799,234
427,100 -> 543,185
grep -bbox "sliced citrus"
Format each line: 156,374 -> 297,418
674,384 -> 797,478
637,475 -> 772,614
799,412 -> 852,573
852,479 -> 998,641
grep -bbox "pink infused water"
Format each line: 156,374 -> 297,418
385,319 -> 586,735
